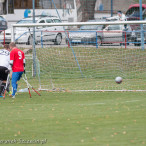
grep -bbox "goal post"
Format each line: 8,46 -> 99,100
12,20 -> 146,91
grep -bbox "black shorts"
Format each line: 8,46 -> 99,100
0,66 -> 8,81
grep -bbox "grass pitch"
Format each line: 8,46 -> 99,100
0,91 -> 146,146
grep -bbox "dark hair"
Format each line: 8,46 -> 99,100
117,11 -> 122,14
4,44 -> 10,49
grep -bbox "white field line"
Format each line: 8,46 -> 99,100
124,100 -> 140,103
79,100 -> 141,106
79,103 -> 105,106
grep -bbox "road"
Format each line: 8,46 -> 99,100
16,41 -> 145,50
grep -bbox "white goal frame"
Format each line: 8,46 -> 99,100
11,20 -> 146,42
11,20 -> 146,92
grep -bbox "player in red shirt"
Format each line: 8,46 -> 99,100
9,42 -> 25,98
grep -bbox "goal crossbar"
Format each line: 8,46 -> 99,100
12,20 -> 146,27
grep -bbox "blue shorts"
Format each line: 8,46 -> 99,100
11,72 -> 23,96
12,72 -> 23,87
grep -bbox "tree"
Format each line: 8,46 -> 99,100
80,0 -> 97,21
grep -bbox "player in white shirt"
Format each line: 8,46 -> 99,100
0,44 -> 11,97
106,10 -> 127,21
117,11 -> 127,21
106,11 -> 128,45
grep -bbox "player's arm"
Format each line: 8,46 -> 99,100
9,60 -> 13,78
23,52 -> 25,74
9,51 -> 14,78
10,51 -> 14,69
23,59 -> 26,74
10,60 -> 13,68
5,56 -> 11,74
106,16 -> 118,21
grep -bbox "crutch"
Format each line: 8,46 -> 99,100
23,74 -> 31,98
3,74 -> 10,99
23,74 -> 41,98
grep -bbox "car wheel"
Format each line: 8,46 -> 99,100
27,35 -> 38,45
120,43 -> 125,46
134,43 -> 141,46
66,39 -> 69,44
97,37 -> 102,46
27,35 -> 33,45
54,33 -> 62,45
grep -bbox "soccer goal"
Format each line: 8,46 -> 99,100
12,20 -> 146,91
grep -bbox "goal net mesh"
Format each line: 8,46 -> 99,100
14,21 -> 146,91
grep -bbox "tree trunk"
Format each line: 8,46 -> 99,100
80,0 -> 97,21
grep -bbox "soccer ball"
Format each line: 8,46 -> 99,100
115,76 -> 123,84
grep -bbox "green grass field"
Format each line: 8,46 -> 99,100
0,46 -> 146,145
0,91 -> 146,146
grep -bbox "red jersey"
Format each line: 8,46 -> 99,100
10,48 -> 25,72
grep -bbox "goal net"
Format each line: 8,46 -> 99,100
12,20 -> 146,91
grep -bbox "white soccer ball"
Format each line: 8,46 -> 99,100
115,76 -> 123,84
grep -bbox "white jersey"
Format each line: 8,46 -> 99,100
106,14 -> 127,21
118,13 -> 127,21
0,49 -> 10,69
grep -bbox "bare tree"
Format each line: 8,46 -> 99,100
80,0 -> 97,21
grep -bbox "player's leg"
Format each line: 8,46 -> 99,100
0,67 -> 4,97
11,72 -> 23,98
1,82 -> 6,93
0,67 -> 8,97
11,72 -> 18,98
16,72 -> 23,91
0,80 -> 3,97
6,79 -> 12,96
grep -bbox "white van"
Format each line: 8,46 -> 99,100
0,15 -> 64,45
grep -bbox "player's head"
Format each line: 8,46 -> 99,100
4,44 -> 10,51
9,42 -> 16,50
117,10 -> 122,16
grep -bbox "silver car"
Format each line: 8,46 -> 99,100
132,24 -> 146,46
102,24 -> 133,45
66,20 -> 105,46
0,15 -> 63,45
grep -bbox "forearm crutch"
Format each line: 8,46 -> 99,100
23,74 -> 41,98
3,74 -> 10,99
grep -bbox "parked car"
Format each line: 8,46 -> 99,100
0,15 -> 63,45
66,19 -> 105,46
0,16 -> 7,31
126,4 -> 146,21
131,24 -> 146,46
126,4 -> 146,30
101,24 -> 133,45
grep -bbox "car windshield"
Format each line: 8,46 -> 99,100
107,25 -> 121,30
53,19 -> 61,23
126,7 -> 145,17
0,16 -> 5,21
46,19 -> 53,23
17,20 -> 37,24
80,25 -> 103,30
136,24 -> 146,30
130,11 -> 140,17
